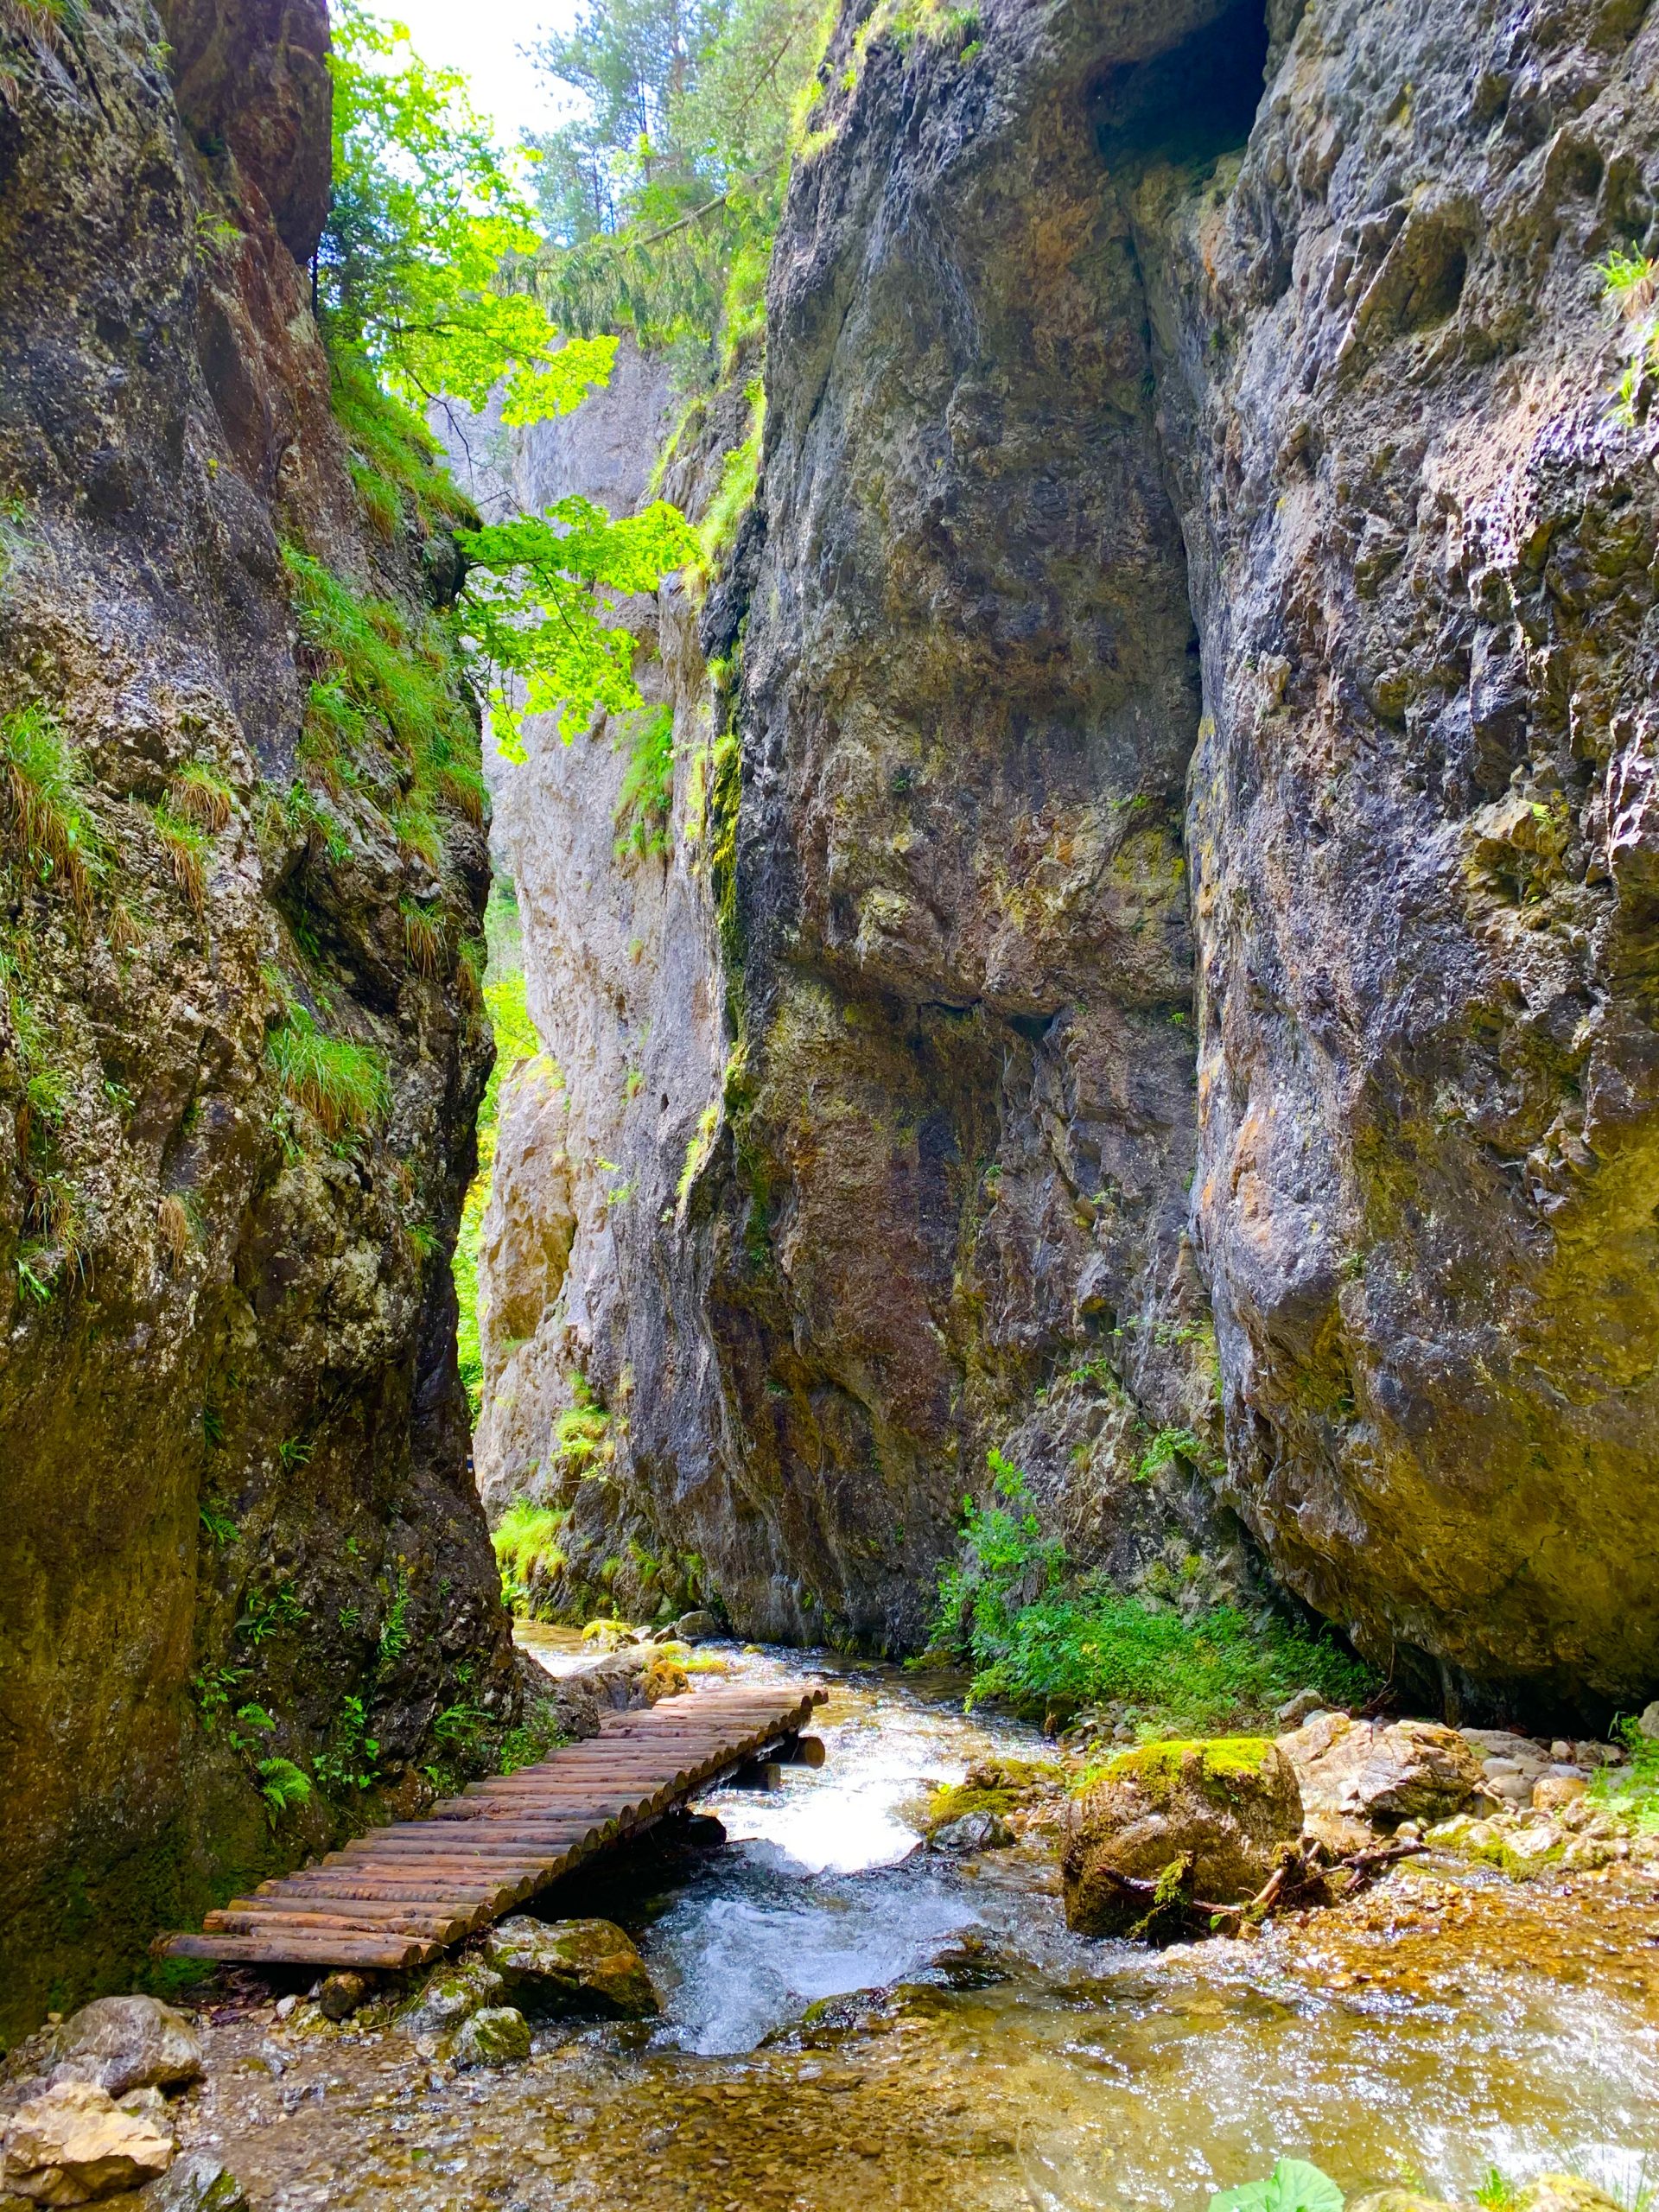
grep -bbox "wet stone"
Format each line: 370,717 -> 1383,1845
50,2003 -> 203,2101
451,2011 -> 531,2069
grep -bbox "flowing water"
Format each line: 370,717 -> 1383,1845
168,1640 -> 1659,2212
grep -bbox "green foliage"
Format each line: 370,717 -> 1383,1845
377,1564 -> 412,1667
313,1694 -> 381,1794
458,498 -> 697,759
1,705 -> 104,907
1135,1426 -> 1207,1484
237,1581 -> 308,1646
697,384 -> 763,568
1588,1717 -> 1659,1832
0,0 -> 86,51
267,1005 -> 391,1146
493,1497 -> 569,1611
556,1374 -> 613,1473
1602,250 -> 1658,420
328,344 -> 477,539
284,543 -> 474,777
1477,2172 -> 1519,2212
1210,2163 -> 1344,2212
456,953 -> 561,1421
256,1756 -> 313,1826
613,702 -> 676,856
496,1700 -> 570,1774
198,1498 -> 238,1547
929,1452 -> 1370,1731
322,0 -> 616,423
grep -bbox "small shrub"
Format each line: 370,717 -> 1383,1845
697,387 -> 763,571
267,1006 -> 391,1141
1,705 -> 104,906
377,1564 -> 411,1667
314,1693 -> 380,1794
928,1451 -> 1370,1731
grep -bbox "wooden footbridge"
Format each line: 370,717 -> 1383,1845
161,1681 -> 828,1972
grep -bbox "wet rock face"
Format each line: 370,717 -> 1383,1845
0,0 -> 511,2034
694,0 -> 1281,1645
1137,0 -> 1659,1713
156,0 -> 333,259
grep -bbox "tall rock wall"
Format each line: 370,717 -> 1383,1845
1137,0 -> 1659,1713
476,0 -> 1659,1719
0,0 -> 513,2035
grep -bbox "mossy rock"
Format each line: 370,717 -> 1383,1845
1062,1737 -> 1302,1937
922,1758 -> 1065,1838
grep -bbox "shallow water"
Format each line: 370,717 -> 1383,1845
172,1642 -> 1659,2212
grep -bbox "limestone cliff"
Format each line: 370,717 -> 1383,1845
476,0 -> 1659,1719
0,0 -> 513,2035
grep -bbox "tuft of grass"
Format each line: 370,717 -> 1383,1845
267,1006 -> 390,1142
327,343 -> 477,538
391,798 -> 444,868
0,0 -> 86,48
156,1192 -> 193,1270
148,801 -> 209,916
1,704 -> 104,907
168,762 -> 234,832
613,702 -> 675,860
493,1497 -> 569,1612
928,1449 -> 1371,1731
697,385 -> 764,572
400,897 -> 443,976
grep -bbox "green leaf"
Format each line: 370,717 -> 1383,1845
1211,2161 -> 1344,2212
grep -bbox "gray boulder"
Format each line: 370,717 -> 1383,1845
52,1999 -> 203,2098
674,1611 -> 721,1643
396,1959 -> 505,2041
142,2151 -> 250,2212
931,1811 -> 1014,1853
484,1916 -> 659,2018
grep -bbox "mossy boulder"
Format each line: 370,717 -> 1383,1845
451,2006 -> 531,2069
483,1916 -> 659,2018
1062,1737 -> 1302,1936
921,1758 -> 1065,1840
396,1959 -> 505,2042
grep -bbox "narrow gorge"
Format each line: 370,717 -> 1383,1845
3,0 -> 1659,2202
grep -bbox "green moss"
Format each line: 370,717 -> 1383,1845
493,1498 -> 569,1612
1094,1736 -> 1277,1801
697,386 -> 764,571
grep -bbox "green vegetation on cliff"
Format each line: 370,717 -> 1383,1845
929,1452 -> 1370,1734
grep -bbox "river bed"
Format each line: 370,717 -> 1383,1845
166,1642 -> 1659,2212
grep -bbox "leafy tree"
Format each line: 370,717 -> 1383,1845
526,0 -> 834,359
321,0 -> 615,420
308,6 -> 696,766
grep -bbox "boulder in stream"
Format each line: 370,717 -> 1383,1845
50,1999 -> 203,2099
2,2078 -> 174,2204
451,2008 -> 531,2069
396,1959 -> 506,2042
1063,1738 -> 1303,1936
484,1916 -> 660,2018
931,1811 -> 1014,1853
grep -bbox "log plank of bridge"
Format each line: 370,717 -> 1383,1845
158,1681 -> 828,1969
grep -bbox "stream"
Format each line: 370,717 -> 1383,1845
175,1641 -> 1659,2212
